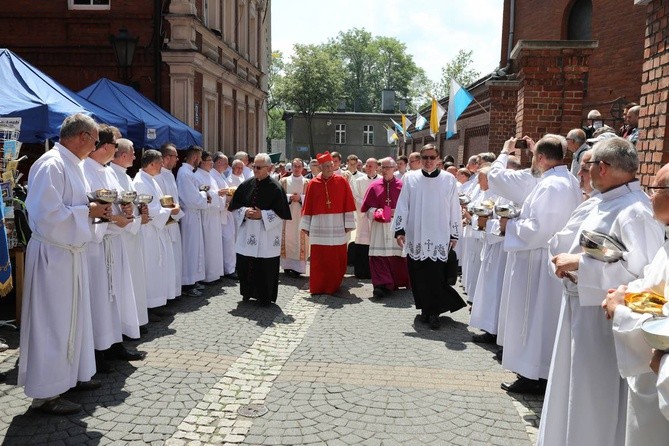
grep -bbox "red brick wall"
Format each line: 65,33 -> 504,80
0,1 -> 159,101
637,0 -> 669,186
506,0 -> 645,125
513,44 -> 594,140
488,81 -> 520,153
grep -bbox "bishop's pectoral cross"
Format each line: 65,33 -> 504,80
385,183 -> 392,206
325,197 -> 331,209
385,196 -> 392,206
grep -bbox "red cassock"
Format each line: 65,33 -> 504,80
302,175 -> 356,294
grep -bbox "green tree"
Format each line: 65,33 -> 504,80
331,28 -> 424,113
267,51 -> 286,141
434,49 -> 481,98
274,43 -> 345,158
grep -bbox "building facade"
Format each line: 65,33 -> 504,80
408,0 -> 667,182
283,111 -> 403,161
0,0 -> 270,154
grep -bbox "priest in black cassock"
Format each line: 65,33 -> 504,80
229,153 -> 291,305
393,144 -> 465,329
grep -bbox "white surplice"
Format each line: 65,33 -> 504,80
133,170 -> 175,308
351,174 -> 377,245
210,169 -> 236,275
469,196 -> 509,335
537,192 -> 629,446
280,174 -> 309,273
110,162 -> 148,327
487,154 -> 539,347
18,144 -> 96,399
393,170 -> 461,261
83,158 -> 140,345
464,188 -> 495,300
501,165 -> 581,380
155,167 -> 184,297
176,164 -> 208,285
610,237 -> 669,446
194,169 -> 224,282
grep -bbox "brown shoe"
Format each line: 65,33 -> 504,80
34,397 -> 82,415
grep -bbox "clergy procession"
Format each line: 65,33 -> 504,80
10,110 -> 669,445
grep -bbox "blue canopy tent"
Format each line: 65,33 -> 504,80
0,49 -> 130,142
79,78 -> 202,149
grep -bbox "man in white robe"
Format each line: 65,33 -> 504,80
280,158 -> 309,277
83,127 -> 144,370
155,143 -> 185,299
134,150 -> 180,314
498,135 -> 581,394
234,150 -> 254,179
110,138 -> 149,333
177,146 -> 208,296
228,159 -> 246,187
394,144 -> 464,330
486,150 -> 538,358
195,151 -> 225,283
351,158 -> 379,279
598,161 -> 669,446
212,152 -> 237,279
19,114 -> 110,414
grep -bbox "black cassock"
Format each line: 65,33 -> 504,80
229,175 -> 291,304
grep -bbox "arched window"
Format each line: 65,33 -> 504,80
567,0 -> 593,40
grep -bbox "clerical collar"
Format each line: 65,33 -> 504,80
421,168 -> 440,178
367,174 -> 378,180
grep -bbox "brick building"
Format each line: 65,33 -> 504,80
0,0 -> 270,154
409,0 -> 668,183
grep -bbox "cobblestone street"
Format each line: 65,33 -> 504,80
0,272 -> 543,445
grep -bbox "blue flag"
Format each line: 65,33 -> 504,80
446,79 -> 475,139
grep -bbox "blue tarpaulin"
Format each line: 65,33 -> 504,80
79,78 -> 202,149
0,49 -> 130,142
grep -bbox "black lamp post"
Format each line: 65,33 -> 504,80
109,28 -> 138,83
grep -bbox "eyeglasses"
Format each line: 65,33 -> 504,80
409,159 -> 421,163
421,155 -> 438,160
253,165 -> 269,170
584,160 -> 611,167
84,132 -> 100,147
647,186 -> 669,195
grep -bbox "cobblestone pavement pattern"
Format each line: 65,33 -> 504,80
0,271 -> 543,445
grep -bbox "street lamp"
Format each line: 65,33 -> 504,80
109,28 -> 138,83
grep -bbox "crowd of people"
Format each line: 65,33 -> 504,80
15,105 -> 669,445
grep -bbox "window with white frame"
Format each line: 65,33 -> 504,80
363,125 -> 374,145
69,0 -> 111,10
335,124 -> 346,144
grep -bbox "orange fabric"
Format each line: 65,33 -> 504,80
309,244 -> 347,294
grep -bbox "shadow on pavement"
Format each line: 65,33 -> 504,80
508,391 -> 543,431
229,300 -> 293,327
404,313 -> 469,351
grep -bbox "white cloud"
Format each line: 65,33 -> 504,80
271,0 -> 504,83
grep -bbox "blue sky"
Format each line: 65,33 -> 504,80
271,0 -> 504,84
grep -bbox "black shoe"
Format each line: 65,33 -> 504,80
34,397 -> 82,415
194,282 -> 205,290
429,315 -> 440,330
139,325 -> 148,335
73,379 -> 102,391
150,307 -> 175,317
495,348 -> 503,361
148,312 -> 162,322
418,311 -> 429,323
183,288 -> 203,297
224,272 -> 239,280
472,332 -> 497,344
242,295 -> 251,302
106,343 -> 146,362
501,376 -> 544,395
95,350 -> 113,374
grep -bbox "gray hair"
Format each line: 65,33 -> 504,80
254,152 -> 271,166
506,155 -> 522,170
231,159 -> 244,168
60,113 -> 97,140
479,152 -> 496,163
544,133 -> 567,156
234,151 -> 249,161
115,138 -> 133,157
590,137 -> 638,173
141,149 -> 162,168
467,155 -> 480,165
379,157 -> 396,167
213,152 -> 228,163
